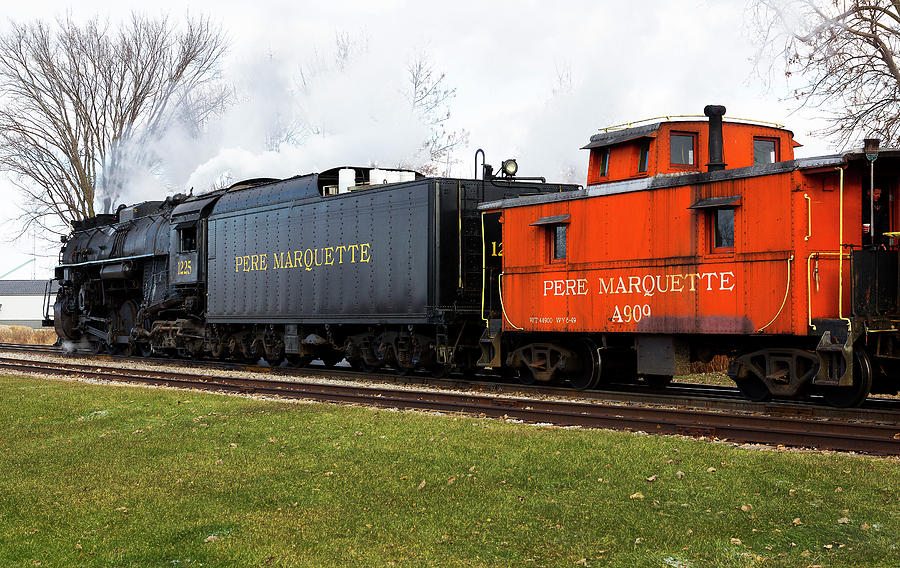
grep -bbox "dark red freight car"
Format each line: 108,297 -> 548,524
479,106 -> 900,407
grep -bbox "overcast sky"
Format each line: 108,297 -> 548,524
1,0 -> 835,279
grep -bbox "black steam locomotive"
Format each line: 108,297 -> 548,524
50,165 -> 574,374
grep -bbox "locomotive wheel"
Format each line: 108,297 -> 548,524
821,350 -> 873,408
360,361 -> 384,373
395,361 -> 416,375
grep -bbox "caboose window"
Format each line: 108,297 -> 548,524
552,225 -> 567,261
598,148 -> 609,177
753,138 -> 778,165
670,133 -> 695,165
179,226 -> 197,252
637,141 -> 650,173
713,209 -> 734,250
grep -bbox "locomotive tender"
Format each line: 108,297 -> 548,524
50,166 -> 575,375
479,105 -> 900,407
48,105 -> 900,406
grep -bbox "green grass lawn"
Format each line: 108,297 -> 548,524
0,375 -> 896,567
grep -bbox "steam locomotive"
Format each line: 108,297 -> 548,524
48,106 -> 900,406
50,166 -> 575,376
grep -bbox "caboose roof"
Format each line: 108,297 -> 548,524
581,123 -> 661,149
480,153 -> 862,211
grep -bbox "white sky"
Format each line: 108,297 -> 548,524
0,0 -> 836,279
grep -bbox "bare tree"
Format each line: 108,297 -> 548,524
0,13 -> 229,233
406,53 -> 468,175
750,0 -> 900,146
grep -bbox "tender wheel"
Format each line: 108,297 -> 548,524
821,350 -> 873,408
319,351 -> 344,368
286,355 -> 312,367
428,364 -> 449,378
643,374 -> 673,388
264,355 -> 285,367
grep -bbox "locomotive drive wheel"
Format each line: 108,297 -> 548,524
821,349 -> 873,408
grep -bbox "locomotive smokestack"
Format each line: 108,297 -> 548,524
704,104 -> 727,172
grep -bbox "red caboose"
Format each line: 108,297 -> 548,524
479,106 -> 900,407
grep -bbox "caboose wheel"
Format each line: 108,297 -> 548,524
728,359 -> 772,402
821,349 -> 873,408
566,340 -> 601,390
734,376 -> 771,401
514,366 -> 537,385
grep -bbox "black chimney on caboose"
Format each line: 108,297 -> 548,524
704,104 -> 727,172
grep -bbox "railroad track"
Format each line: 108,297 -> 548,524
0,342 -> 60,353
1,356 -> 898,455
1,343 -> 898,422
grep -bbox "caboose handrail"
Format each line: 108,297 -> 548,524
757,255 -> 794,333
597,114 -> 786,133
498,273 -> 523,331
806,251 -> 852,332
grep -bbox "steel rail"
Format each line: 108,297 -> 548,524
0,345 -> 897,423
1,357 -> 898,455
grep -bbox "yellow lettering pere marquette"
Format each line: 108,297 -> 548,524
233,241 -> 373,274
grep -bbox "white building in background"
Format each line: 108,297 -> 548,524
0,280 -> 58,328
